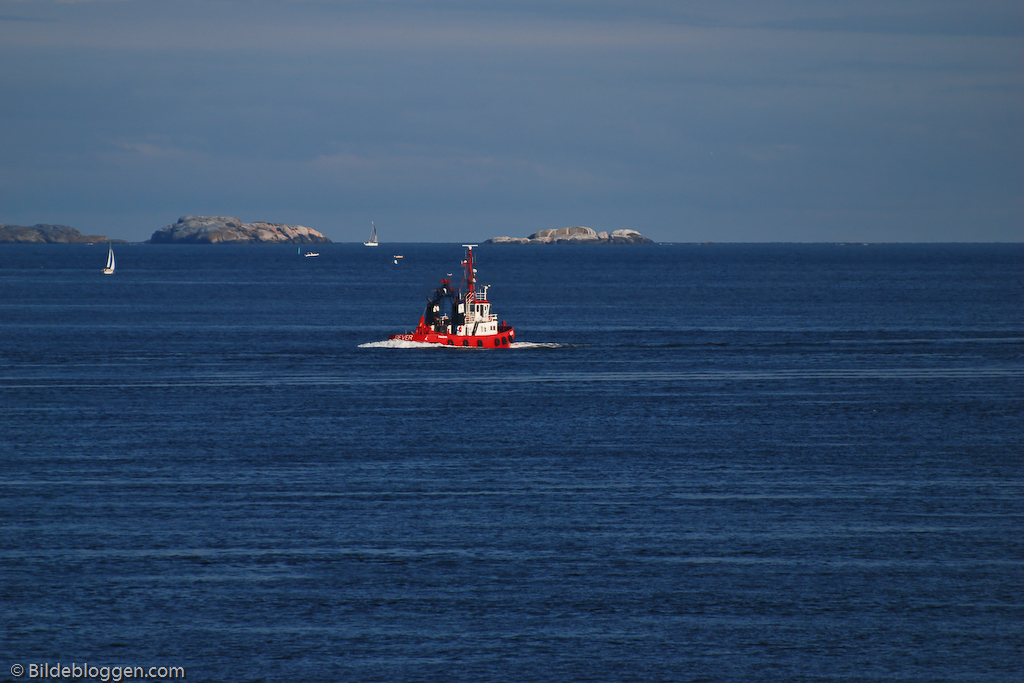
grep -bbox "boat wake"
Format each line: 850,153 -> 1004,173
359,339 -> 440,349
359,339 -> 569,349
509,341 -> 568,349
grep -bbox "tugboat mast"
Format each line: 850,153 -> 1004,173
462,244 -> 478,299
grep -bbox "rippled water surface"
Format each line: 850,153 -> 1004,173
2,243 -> 1022,682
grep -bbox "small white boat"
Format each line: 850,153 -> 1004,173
364,222 -> 379,247
102,243 -> 115,275
305,251 -> 320,258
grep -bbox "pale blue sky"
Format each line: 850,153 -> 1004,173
1,0 -> 1021,242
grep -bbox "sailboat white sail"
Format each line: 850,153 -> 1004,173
102,243 -> 115,275
363,222 -> 379,247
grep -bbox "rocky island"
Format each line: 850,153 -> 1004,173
148,216 -> 331,244
485,226 -> 653,245
0,223 -> 125,244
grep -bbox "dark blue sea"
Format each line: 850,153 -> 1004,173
2,243 -> 1022,683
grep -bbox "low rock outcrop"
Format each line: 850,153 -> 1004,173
486,226 -> 652,245
0,223 -> 123,244
148,216 -> 331,244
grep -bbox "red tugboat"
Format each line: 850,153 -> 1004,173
389,244 -> 515,348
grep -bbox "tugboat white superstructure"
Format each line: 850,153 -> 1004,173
389,244 -> 515,348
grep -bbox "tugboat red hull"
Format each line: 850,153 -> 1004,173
390,325 -> 515,348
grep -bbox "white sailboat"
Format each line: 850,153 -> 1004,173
363,222 -> 379,247
102,243 -> 115,275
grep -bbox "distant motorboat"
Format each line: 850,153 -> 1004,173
364,222 -> 379,247
102,243 -> 115,275
305,251 -> 320,258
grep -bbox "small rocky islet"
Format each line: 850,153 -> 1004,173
148,216 -> 331,244
0,223 -> 126,244
485,226 -> 653,244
